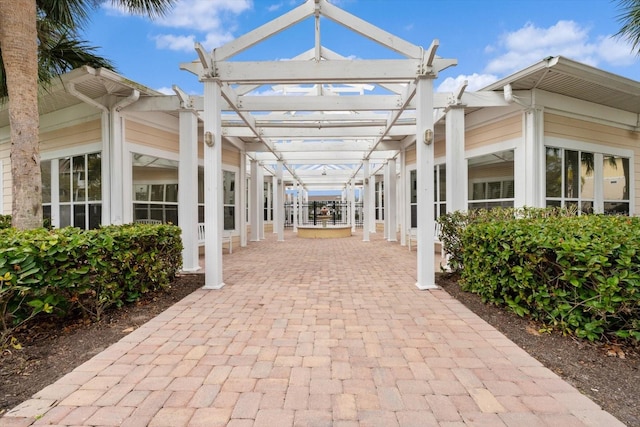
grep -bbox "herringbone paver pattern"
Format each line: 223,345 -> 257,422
1,231 -> 624,426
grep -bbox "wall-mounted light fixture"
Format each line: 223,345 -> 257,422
364,178 -> 369,185
424,129 -> 434,145
204,131 -> 214,147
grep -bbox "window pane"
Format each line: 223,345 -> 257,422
165,204 -> 178,225
564,150 -> 579,198
223,171 -> 235,204
545,147 -> 562,197
150,185 -> 164,201
134,184 -> 149,201
502,180 -> 514,198
604,201 -> 629,215
72,155 -> 86,202
166,184 -> 178,203
224,206 -> 235,230
472,183 -> 485,200
580,152 -> 594,199
87,153 -> 101,201
59,158 -> 71,203
41,160 -> 51,204
487,182 -> 501,199
439,165 -> 446,202
88,204 -> 101,229
60,205 -> 71,227
198,167 -> 204,204
410,170 -> 417,203
603,156 -> 629,201
74,204 -> 86,228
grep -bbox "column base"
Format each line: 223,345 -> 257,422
415,282 -> 438,290
203,282 -> 225,290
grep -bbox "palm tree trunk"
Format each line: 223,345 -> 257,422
0,0 -> 43,229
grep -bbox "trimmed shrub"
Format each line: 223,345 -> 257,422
454,211 -> 640,342
0,224 -> 182,347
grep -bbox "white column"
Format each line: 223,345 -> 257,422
249,159 -> 260,242
293,181 -> 298,232
271,176 -> 277,233
383,163 -> 389,240
203,81 -> 224,290
363,160 -> 370,242
399,147 -> 407,246
388,158 -> 397,242
445,107 -> 467,213
178,109 -> 200,272
416,77 -> 436,290
258,165 -> 265,240
369,173 -> 376,234
109,110 -> 125,224
517,108 -> 544,207
239,151 -> 247,247
276,160 -> 285,241
298,185 -> 304,226
350,181 -> 356,232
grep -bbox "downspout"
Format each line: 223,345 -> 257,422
66,82 -> 111,227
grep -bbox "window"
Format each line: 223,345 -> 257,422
375,179 -> 384,221
223,170 -> 236,230
434,164 -> 446,218
42,152 -> 102,229
603,155 -> 630,215
468,149 -> 514,210
546,147 -> 630,215
198,166 -> 204,222
408,164 -> 447,228
264,180 -> 272,221
132,153 -> 178,224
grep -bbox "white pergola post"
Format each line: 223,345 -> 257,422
203,81 -> 224,289
369,173 -> 376,234
276,160 -> 285,241
399,147 -> 407,246
445,107 -> 467,213
258,165 -> 265,240
293,181 -> 298,232
240,151 -> 247,247
383,163 -> 390,240
416,77 -> 436,290
249,159 -> 260,242
271,175 -> 277,233
363,160 -> 370,242
298,186 -> 304,226
516,108 -> 544,207
387,158 -> 397,242
178,109 -> 200,272
350,181 -> 356,232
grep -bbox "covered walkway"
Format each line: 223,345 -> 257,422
2,232 -> 623,426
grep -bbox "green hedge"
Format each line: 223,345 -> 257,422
444,209 -> 640,342
0,224 -> 182,347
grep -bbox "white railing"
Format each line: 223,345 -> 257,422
197,223 -> 232,253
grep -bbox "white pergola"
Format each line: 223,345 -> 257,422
175,0 -> 500,289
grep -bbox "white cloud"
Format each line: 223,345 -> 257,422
104,0 -> 252,52
153,34 -> 197,51
437,73 -> 498,93
597,36 -> 637,66
483,20 -> 637,76
155,86 -> 175,95
267,2 -> 285,12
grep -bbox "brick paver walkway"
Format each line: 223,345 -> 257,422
1,231 -> 624,426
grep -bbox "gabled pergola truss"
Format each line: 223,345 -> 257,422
180,0 -> 459,290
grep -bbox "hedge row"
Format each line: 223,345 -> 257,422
0,224 -> 183,347
438,209 -> 640,342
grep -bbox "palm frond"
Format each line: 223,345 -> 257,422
615,0 -> 640,55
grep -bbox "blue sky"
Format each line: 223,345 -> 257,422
85,0 -> 639,95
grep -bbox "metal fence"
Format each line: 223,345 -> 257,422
284,200 -> 363,228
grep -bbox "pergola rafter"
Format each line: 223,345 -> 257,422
178,0 -> 462,289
